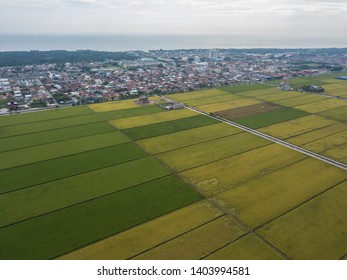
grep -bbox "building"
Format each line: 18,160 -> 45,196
206,49 -> 220,60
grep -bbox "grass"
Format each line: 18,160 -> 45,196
234,108 -> 310,129
157,132 -> 270,172
0,143 -> 147,194
0,106 -> 92,127
258,115 -> 336,139
122,115 -> 219,141
204,234 -> 284,260
59,200 -> 224,260
257,180 -> 347,259
0,157 -> 172,228
109,108 -> 198,129
214,158 -> 347,229
180,144 -> 306,196
0,175 -> 203,260
0,113 -> 102,138
0,122 -> 114,153
137,123 -> 242,154
97,105 -> 165,121
0,131 -> 130,171
132,215 -> 247,260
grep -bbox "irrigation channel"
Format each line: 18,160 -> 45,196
160,95 -> 347,171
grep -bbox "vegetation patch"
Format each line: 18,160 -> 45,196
88,97 -> 160,112
97,105 -> 165,121
273,94 -> 327,107
132,216 -> 246,260
122,115 -> 219,141
0,131 -> 129,171
0,156 -> 171,228
0,106 -> 92,127
221,83 -> 274,93
109,108 -> 198,129
0,175 -> 203,260
294,99 -> 347,113
0,122 -> 114,153
205,234 -> 284,260
319,105 -> 347,122
137,123 -> 242,154
257,181 -> 347,259
168,89 -> 229,102
157,132 -> 270,172
180,144 -> 306,196
0,113 -> 102,138
59,200 -> 223,260
258,115 -> 336,139
0,143 -> 147,194
234,108 -> 309,129
215,102 -> 284,120
214,158 -> 347,229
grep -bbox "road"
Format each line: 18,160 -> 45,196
160,95 -> 347,171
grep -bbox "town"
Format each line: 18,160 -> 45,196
1,48 -> 347,113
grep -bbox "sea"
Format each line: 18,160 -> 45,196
1,34 -> 347,52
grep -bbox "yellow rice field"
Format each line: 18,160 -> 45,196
157,132 -> 270,172
234,87 -> 281,97
302,130 -> 347,153
137,123 -> 242,154
258,115 -> 336,139
197,98 -> 262,112
323,142 -> 347,164
58,200 -> 224,260
132,215 -> 247,260
180,144 -> 306,196
89,97 -> 160,112
294,98 -> 347,113
109,108 -> 198,129
213,158 -> 347,229
286,122 -> 347,146
257,180 -> 347,259
273,94 -> 327,107
183,94 -> 242,107
169,89 -> 229,102
204,234 -> 284,260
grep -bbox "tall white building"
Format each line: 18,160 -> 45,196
207,49 -> 220,60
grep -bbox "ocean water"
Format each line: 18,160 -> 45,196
0,34 -> 346,51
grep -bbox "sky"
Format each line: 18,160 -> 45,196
1,0 -> 347,39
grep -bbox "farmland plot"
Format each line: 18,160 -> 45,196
132,215 -> 246,260
229,87 -> 280,98
0,113 -> 102,138
0,131 -> 130,170
322,143 -> 347,164
193,97 -> 260,110
0,122 -> 113,153
122,115 -> 219,141
286,122 -> 347,146
59,200 -> 224,260
180,144 -> 307,196
302,130 -> 347,153
214,158 -> 347,229
169,89 -> 229,102
257,181 -> 347,259
258,115 -> 336,139
319,105 -> 347,122
109,108 -> 198,129
137,123 -> 242,154
0,143 -> 147,194
273,94 -> 327,107
0,157 -> 171,228
221,83 -> 274,93
97,105 -> 165,121
204,234 -> 284,260
89,97 -> 161,112
295,98 -> 347,113
0,175 -> 203,260
0,106 -> 92,127
157,132 -> 270,172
